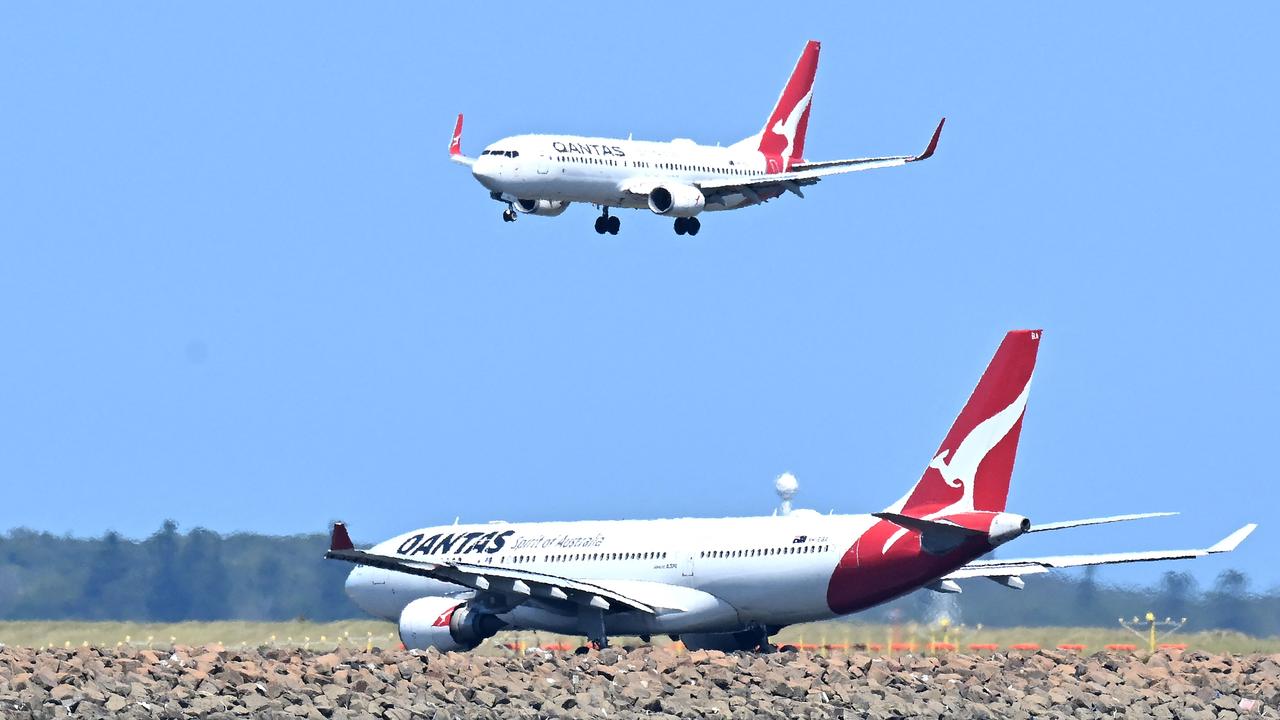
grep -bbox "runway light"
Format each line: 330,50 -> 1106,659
1119,611 -> 1188,653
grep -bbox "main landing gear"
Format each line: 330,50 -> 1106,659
594,208 -> 620,235
674,217 -> 701,236
502,206 -> 517,222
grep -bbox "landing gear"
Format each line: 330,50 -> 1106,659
579,606 -> 609,650
594,208 -> 620,235
502,207 -> 517,222
673,217 -> 701,236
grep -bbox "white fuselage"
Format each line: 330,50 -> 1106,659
471,134 -> 786,213
346,511 -> 888,636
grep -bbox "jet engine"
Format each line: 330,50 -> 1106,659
515,198 -> 570,217
398,596 -> 506,651
988,512 -> 1031,545
647,184 -> 705,217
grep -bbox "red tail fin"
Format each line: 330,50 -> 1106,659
449,113 -> 464,156
757,40 -> 820,162
889,330 -> 1041,516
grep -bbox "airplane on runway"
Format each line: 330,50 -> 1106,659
328,330 -> 1255,652
448,40 -> 945,236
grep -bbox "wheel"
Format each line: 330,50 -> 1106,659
503,209 -> 515,222
594,216 -> 606,234
607,215 -> 620,235
674,217 -> 687,235
687,217 -> 701,236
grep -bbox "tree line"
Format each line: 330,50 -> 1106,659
0,521 -> 354,621
0,521 -> 1275,636
854,565 -> 1278,637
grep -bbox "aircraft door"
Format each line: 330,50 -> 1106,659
536,155 -> 551,175
681,551 -> 695,577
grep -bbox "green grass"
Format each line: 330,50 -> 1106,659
1,620 -> 1275,655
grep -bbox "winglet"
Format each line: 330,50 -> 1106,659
330,522 -> 354,552
910,117 -> 946,162
1208,523 -> 1257,554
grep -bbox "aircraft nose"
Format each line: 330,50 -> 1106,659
344,566 -> 381,613
471,156 -> 500,190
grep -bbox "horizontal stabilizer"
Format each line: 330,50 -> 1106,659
1029,511 -> 1178,533
873,512 -> 987,556
872,512 -> 984,537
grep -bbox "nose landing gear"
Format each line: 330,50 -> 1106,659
594,208 -> 620,235
673,217 -> 701,236
502,206 -> 517,223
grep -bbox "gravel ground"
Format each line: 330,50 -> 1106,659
0,644 -> 1274,719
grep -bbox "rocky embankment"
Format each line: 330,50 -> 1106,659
0,644 -> 1274,719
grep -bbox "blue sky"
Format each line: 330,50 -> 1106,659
2,4 -> 1276,590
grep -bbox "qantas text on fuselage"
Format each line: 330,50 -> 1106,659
448,40 -> 946,236
328,331 -> 1256,652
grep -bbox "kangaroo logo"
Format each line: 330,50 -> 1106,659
432,605 -> 457,627
928,377 -> 1033,504
880,376 -> 1033,555
769,89 -> 812,161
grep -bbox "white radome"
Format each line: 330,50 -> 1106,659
775,472 -> 799,500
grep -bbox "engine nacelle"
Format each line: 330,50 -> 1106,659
647,184 -> 705,217
515,198 -> 570,217
398,597 -> 506,651
988,512 -> 1031,546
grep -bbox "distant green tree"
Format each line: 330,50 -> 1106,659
1156,571 -> 1198,623
79,531 -> 140,619
1076,566 -> 1099,613
247,554 -> 286,620
145,520 -> 191,621
1206,569 -> 1251,633
178,528 -> 231,621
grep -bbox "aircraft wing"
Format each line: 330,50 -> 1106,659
324,523 -> 655,614
944,524 -> 1257,581
696,118 -> 944,198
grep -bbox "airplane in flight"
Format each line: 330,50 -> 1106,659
448,40 -> 945,236
329,330 -> 1255,652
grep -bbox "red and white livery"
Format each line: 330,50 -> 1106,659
450,41 -> 945,236
330,330 -> 1255,651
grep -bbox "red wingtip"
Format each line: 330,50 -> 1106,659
913,117 -> 946,161
449,113 -> 464,156
330,522 -> 354,552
